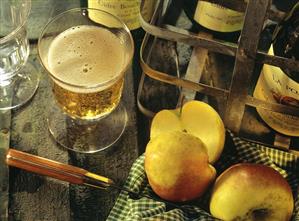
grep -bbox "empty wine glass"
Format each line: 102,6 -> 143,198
0,0 -> 39,110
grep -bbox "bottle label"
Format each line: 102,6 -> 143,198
254,46 -> 299,137
194,2 -> 244,32
88,0 -> 156,30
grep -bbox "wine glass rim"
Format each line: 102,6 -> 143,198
0,0 -> 31,44
37,7 -> 135,90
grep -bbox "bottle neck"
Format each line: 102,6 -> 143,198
272,2 -> 299,82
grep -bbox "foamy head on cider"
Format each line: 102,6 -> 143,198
48,25 -> 125,93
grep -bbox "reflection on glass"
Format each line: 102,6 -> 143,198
0,0 -> 39,110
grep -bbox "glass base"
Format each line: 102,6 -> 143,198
0,61 -> 40,110
47,102 -> 128,153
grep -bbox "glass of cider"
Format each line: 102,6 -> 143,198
38,8 -> 134,153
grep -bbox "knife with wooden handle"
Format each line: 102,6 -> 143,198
6,149 -> 113,189
6,148 -> 198,216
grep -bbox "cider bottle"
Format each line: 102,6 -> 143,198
183,0 -> 246,42
253,2 -> 299,137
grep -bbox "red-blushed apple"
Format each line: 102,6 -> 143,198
144,131 -> 216,202
209,163 -> 294,221
150,100 -> 225,164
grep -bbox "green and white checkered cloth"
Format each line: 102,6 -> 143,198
107,132 -> 299,221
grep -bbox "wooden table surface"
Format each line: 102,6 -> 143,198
8,45 -> 140,221
6,2 -> 142,220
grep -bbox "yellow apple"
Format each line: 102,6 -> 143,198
209,163 -> 294,221
144,131 -> 216,202
150,100 -> 225,164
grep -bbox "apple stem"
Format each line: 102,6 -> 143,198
177,94 -> 186,115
